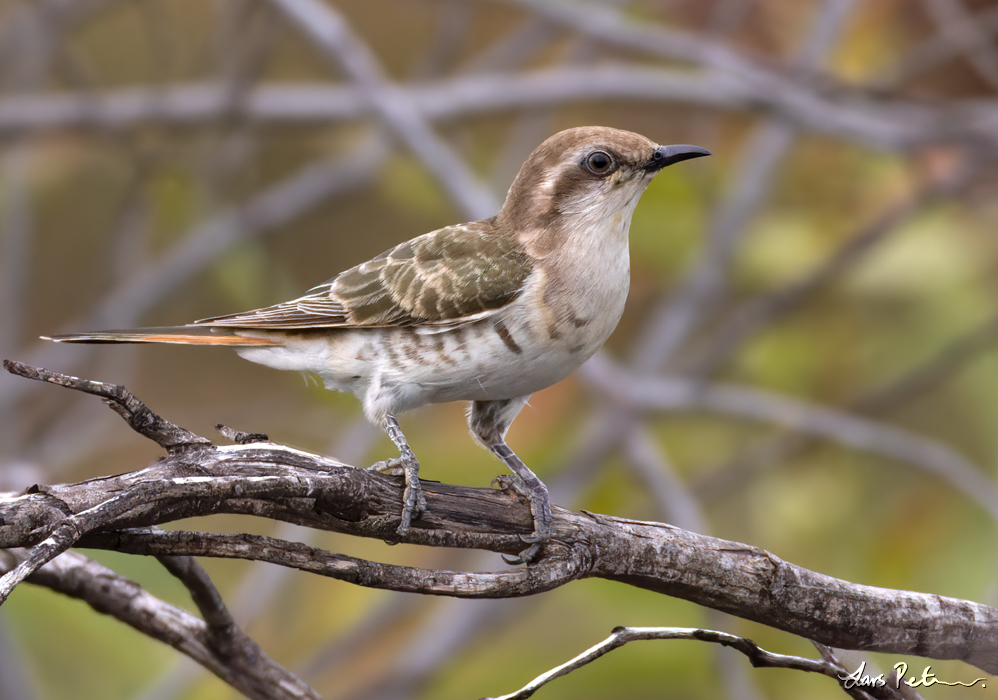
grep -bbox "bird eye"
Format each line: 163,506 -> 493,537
584,150 -> 614,176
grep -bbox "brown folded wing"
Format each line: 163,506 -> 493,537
195,222 -> 533,330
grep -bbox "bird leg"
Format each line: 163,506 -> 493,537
469,398 -> 551,562
490,441 -> 551,561
368,414 -> 426,535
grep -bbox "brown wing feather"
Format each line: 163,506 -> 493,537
195,286 -> 349,329
197,221 -> 533,330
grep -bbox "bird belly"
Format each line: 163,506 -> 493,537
393,313 -> 608,405
231,307 -> 612,422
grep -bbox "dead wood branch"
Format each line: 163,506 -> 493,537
1,359 -> 996,677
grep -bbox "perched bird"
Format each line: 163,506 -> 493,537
45,126 -> 709,560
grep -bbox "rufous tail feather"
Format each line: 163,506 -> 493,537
42,326 -> 280,346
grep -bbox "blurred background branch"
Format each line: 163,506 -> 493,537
1,1 -> 997,699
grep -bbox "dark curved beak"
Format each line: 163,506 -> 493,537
646,144 -> 711,171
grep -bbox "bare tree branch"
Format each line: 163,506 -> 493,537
694,310 -> 998,504
4,3 -> 997,697
0,548 -> 320,700
156,556 -> 242,658
921,0 -> 998,91
583,356 -> 998,523
631,0 -> 856,372
0,138 -> 385,422
1,361 -> 996,676
876,4 -> 998,89
267,0 -> 499,220
632,119 -> 797,370
683,155 -> 979,376
3,68 -> 997,148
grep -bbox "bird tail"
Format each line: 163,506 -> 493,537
42,326 -> 280,347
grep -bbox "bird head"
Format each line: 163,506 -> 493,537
496,126 -> 709,253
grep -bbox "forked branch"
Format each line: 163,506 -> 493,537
2,360 -> 997,685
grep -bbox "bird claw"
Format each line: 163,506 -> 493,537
492,473 -> 529,498
368,457 -> 405,476
376,415 -> 428,536
367,456 -> 425,535
503,540 -> 542,565
396,477 -> 427,536
492,475 -> 549,564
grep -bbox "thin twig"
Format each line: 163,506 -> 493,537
482,626 -> 879,700
3,359 -> 208,451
